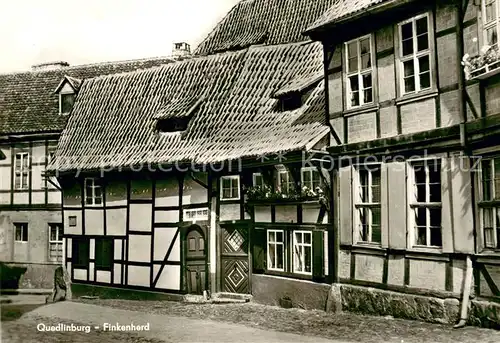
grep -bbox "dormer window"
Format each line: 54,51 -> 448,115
54,75 -> 81,115
281,95 -> 302,111
156,117 -> 191,133
60,93 -> 75,115
153,96 -> 203,135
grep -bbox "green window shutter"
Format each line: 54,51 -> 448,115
441,157 -> 474,254
387,162 -> 407,249
339,166 -> 353,246
313,230 -> 324,281
252,227 -> 267,273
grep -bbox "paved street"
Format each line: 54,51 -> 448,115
1,300 -> 341,343
2,296 -> 500,342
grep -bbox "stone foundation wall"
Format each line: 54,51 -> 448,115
251,275 -> 500,328
251,274 -> 331,311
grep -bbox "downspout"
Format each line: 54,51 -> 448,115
454,0 -> 474,329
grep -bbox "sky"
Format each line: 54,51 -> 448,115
0,0 -> 241,73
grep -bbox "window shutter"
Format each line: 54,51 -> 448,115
313,230 -> 324,281
441,157 -> 474,254
339,166 -> 353,246
387,162 -> 407,249
381,164 -> 389,248
252,227 -> 266,273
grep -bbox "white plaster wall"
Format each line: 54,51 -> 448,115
127,266 -> 150,287
154,265 -> 180,290
128,235 -> 151,262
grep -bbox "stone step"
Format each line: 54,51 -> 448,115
212,292 -> 252,301
183,292 -> 252,304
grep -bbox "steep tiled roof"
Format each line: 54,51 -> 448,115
0,57 -> 173,135
51,42 -> 328,172
194,0 -> 336,55
306,0 -> 390,33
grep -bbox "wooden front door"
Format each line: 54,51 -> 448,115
185,228 -> 207,294
220,224 -> 250,294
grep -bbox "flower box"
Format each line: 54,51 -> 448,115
469,61 -> 500,80
463,45 -> 500,81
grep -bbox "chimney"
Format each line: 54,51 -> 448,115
31,61 -> 70,71
172,42 -> 191,59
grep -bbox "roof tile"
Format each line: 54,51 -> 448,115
51,42 -> 328,171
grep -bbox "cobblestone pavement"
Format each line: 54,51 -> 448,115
76,299 -> 500,343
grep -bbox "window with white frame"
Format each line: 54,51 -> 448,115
293,231 -> 312,274
301,167 -> 321,191
14,152 -> 29,190
480,157 -> 500,248
398,14 -> 432,95
253,172 -> 264,187
277,168 -> 295,194
345,35 -> 374,108
354,165 -> 381,244
14,223 -> 28,242
267,230 -> 284,271
49,223 -> 63,262
220,175 -> 240,200
482,0 -> 500,47
84,178 -> 102,206
409,160 -> 442,247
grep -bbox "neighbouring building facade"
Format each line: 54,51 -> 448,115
0,57 -> 173,288
305,0 -> 500,325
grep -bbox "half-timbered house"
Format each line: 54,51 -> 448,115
305,0 -> 500,325
0,57 -> 172,289
48,0 -> 341,304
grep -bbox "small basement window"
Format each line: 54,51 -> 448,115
156,117 -> 191,133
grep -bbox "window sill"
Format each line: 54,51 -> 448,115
395,89 -> 438,106
406,246 -> 446,259
343,104 -> 379,117
351,243 -> 385,256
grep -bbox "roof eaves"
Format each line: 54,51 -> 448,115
304,0 -> 407,37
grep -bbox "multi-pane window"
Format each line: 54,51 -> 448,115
72,238 -> 89,269
49,223 -> 63,262
184,208 -> 209,221
293,231 -> 312,275
267,230 -> 284,271
301,167 -> 321,191
483,0 -> 500,47
220,175 -> 240,200
355,166 -> 381,244
480,157 -> 500,248
84,178 -> 102,206
95,238 -> 113,270
345,35 -> 374,108
399,14 -> 432,95
60,93 -> 75,115
409,160 -> 442,247
14,152 -> 29,190
253,173 -> 264,187
277,169 -> 295,194
14,223 -> 28,242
